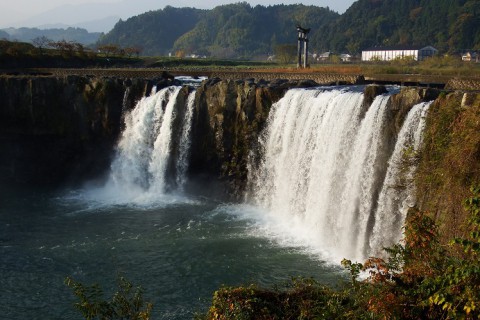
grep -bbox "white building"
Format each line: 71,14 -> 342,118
462,52 -> 478,62
340,53 -> 352,62
361,45 -> 438,61
316,51 -> 331,61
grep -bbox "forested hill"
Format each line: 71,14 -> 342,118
97,6 -> 206,56
97,4 -> 339,58
97,0 -> 480,58
322,0 -> 480,55
171,4 -> 338,59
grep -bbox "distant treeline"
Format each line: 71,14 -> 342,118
0,39 -> 141,69
1,27 -> 101,46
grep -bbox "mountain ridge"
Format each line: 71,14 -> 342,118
98,0 -> 480,58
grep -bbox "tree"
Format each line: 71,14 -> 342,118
97,44 -> 120,57
49,40 -> 77,57
124,47 -> 141,58
32,36 -> 52,54
274,44 -> 296,64
175,49 -> 185,58
346,41 -> 360,56
65,276 -> 153,320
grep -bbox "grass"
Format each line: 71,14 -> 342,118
2,38 -> 479,80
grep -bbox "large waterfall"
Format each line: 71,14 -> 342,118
248,88 -> 430,262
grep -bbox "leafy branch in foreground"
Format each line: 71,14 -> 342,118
64,276 -> 152,320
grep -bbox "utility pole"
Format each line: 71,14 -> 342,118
296,25 -> 310,68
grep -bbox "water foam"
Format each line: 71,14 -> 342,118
81,86 -> 197,207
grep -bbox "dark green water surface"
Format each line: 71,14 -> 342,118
0,186 -> 344,319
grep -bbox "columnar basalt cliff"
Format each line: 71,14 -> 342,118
0,75 -> 442,192
0,75 -> 173,186
187,78 -> 293,197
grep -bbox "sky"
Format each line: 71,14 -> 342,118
0,0 -> 357,31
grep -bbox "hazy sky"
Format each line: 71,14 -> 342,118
0,0 -> 357,30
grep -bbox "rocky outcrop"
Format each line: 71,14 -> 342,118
188,79 -> 286,198
415,91 -> 480,242
388,87 -> 440,135
445,78 -> 480,91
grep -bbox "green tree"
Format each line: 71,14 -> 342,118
65,276 -> 153,320
274,44 -> 296,64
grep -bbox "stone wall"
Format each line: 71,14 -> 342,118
208,71 -> 365,85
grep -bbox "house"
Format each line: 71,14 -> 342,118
316,51 -> 331,61
462,52 -> 478,62
340,53 -> 352,62
361,45 -> 438,61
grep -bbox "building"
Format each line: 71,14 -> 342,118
462,52 -> 478,62
315,51 -> 331,61
340,53 -> 352,62
361,45 -> 438,61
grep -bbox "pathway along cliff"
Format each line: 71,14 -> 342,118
1,74 -> 479,319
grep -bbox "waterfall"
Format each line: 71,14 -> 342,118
249,88 -> 429,262
369,101 -> 431,255
122,86 -> 131,113
104,86 -> 195,202
176,91 -> 196,190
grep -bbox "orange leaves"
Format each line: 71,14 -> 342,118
363,257 -> 393,284
367,292 -> 397,319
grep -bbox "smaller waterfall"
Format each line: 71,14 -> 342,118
369,101 -> 431,254
176,91 -> 196,190
122,86 -> 131,112
102,86 -> 195,203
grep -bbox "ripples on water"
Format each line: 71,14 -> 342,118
0,187 -> 344,320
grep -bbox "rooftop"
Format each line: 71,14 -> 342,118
363,45 -> 436,51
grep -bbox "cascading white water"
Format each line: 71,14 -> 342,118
249,88 -> 430,262
122,86 -> 131,112
102,86 -> 195,203
176,91 -> 196,190
369,101 -> 431,255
